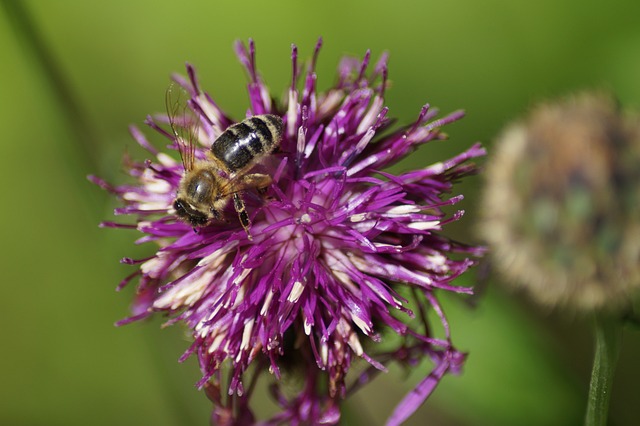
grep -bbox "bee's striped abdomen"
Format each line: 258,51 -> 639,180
211,114 -> 283,173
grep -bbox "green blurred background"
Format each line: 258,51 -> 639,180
2,1 -> 639,425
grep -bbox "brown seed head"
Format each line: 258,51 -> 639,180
481,93 -> 640,311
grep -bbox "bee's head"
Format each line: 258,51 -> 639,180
173,169 -> 220,227
173,198 -> 209,227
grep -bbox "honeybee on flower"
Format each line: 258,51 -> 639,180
92,39 -> 485,425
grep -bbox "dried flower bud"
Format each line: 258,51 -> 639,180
481,93 -> 640,311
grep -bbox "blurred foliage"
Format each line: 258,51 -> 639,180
1,0 -> 639,425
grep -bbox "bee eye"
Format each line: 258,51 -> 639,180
173,199 -> 187,216
188,171 -> 215,203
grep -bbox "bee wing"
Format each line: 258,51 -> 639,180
216,176 -> 245,198
216,173 -> 272,199
165,83 -> 198,171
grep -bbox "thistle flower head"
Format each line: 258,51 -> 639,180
92,39 -> 484,425
482,92 -> 640,311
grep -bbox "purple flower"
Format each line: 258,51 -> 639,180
92,39 -> 485,425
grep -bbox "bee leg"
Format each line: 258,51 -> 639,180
210,208 -> 223,222
233,192 -> 252,240
241,173 -> 273,198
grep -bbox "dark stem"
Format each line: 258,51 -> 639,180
622,310 -> 640,329
584,313 -> 622,426
1,0 -> 100,170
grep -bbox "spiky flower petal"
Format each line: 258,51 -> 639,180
93,39 -> 484,425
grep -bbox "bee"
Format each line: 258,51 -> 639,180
167,88 -> 283,239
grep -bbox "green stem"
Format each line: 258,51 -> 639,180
585,314 -> 622,426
